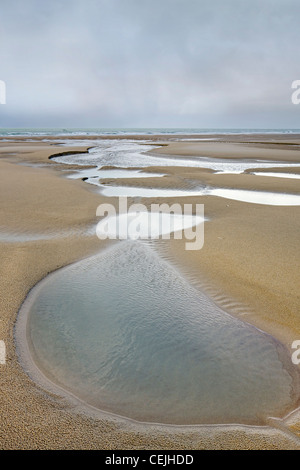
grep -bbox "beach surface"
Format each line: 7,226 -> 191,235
0,135 -> 300,449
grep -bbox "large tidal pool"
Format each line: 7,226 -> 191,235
22,242 -> 299,425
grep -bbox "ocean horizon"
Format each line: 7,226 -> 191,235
0,127 -> 300,137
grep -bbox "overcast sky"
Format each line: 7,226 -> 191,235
0,0 -> 299,128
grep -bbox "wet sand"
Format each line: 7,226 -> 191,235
0,136 -> 300,449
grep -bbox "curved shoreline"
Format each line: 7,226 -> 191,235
14,240 -> 300,434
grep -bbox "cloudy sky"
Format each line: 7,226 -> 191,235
0,0 -> 299,128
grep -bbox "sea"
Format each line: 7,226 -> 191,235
0,127 -> 300,137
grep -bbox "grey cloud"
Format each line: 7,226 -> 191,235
0,0 -> 299,127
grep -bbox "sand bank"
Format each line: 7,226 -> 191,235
0,137 -> 300,449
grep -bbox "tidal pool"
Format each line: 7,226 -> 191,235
252,172 -> 300,179
100,184 -> 300,206
53,140 -> 300,174
23,242 -> 299,425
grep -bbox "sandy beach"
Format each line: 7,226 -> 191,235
1,134 -> 300,449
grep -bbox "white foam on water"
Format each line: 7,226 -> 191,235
53,139 -> 300,174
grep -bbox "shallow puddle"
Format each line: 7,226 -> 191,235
99,184 -> 300,206
24,242 -> 299,425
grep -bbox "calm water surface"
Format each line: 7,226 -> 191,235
27,242 -> 299,425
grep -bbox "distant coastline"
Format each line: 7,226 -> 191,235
1,127 -> 300,137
